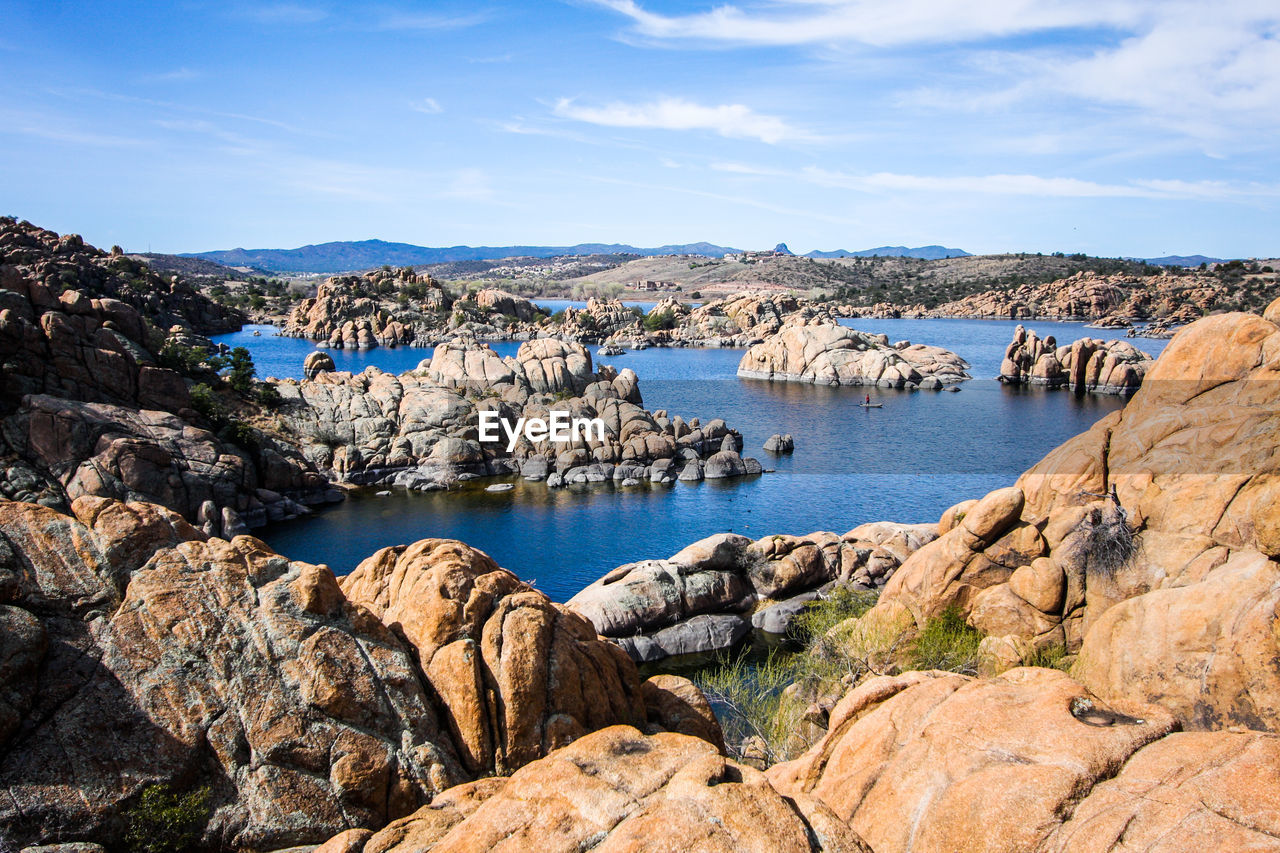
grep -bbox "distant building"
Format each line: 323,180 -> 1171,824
632,280 -> 680,291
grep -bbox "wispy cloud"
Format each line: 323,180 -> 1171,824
712,162 -> 1280,201
591,0 -> 1143,48
553,96 -> 816,144
592,1 -> 1280,145
439,168 -> 495,201
238,3 -> 329,25
410,97 -> 443,114
142,67 -> 202,83
371,10 -> 490,31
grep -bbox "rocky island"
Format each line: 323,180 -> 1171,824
737,321 -> 970,388
998,325 -> 1154,394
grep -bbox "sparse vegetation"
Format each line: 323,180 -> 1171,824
122,783 -> 211,853
694,587 -> 880,764
908,607 -> 983,675
642,308 -> 677,332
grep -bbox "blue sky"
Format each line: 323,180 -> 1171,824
1,1 -> 1277,257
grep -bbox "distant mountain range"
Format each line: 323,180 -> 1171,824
182,240 -> 983,273
804,245 -> 971,260
182,239 -> 1228,275
1133,254 -> 1224,267
183,240 -> 746,274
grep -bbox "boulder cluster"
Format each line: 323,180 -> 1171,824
0,218 -> 330,530
282,268 -> 451,347
0,497 -> 718,849
737,321 -> 971,388
999,325 -> 1154,393
568,523 -> 937,662
275,337 -> 759,490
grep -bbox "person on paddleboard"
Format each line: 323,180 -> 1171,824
865,393 -> 870,405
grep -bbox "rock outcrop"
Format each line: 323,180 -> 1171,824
274,338 -> 759,489
283,268 -> 452,348
568,523 -> 937,662
320,726 -> 871,853
0,217 -> 329,530
846,302 -> 1280,733
737,322 -> 970,388
928,269 -> 1230,327
765,668 -> 1280,853
0,497 -> 715,849
999,325 -> 1153,393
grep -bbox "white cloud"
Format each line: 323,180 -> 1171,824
714,162 -> 1280,200
440,168 -> 495,201
592,0 -> 1145,48
552,97 -> 814,144
593,1 -> 1280,143
411,97 -> 443,114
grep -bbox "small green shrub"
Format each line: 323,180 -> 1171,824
123,783 -> 211,853
255,382 -> 283,409
643,308 -> 676,332
225,347 -> 256,394
908,607 -> 983,675
789,586 -> 879,645
158,341 -> 208,376
219,420 -> 259,451
1023,643 -> 1070,671
188,383 -> 225,425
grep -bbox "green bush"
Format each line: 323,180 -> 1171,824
908,607 -> 983,674
158,342 -> 209,376
789,585 -> 879,645
643,308 -> 676,332
694,587 -> 881,765
219,420 -> 259,451
188,383 -> 225,426
123,783 -> 211,853
225,347 -> 256,394
255,382 -> 283,409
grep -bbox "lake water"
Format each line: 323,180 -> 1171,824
214,320 -> 1167,603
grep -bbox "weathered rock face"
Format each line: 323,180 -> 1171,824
0,218 -> 328,530
473,288 -> 537,322
0,498 -> 466,848
283,268 -> 452,348
275,338 -> 756,489
1042,730 -> 1280,852
568,523 -> 937,662
0,497 -> 715,849
858,304 -> 1280,733
2,394 -> 329,530
764,667 -> 1280,853
737,322 -> 970,388
0,217 -> 243,339
999,325 -> 1153,393
339,539 -> 648,776
321,726 -> 872,853
928,269 -> 1231,328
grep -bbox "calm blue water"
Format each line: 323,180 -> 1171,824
215,320 -> 1167,602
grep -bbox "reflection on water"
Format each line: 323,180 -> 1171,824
222,318 -> 1163,602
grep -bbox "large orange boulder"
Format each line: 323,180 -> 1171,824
340,540 -> 647,776
768,668 -> 1175,853
329,726 -> 871,853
